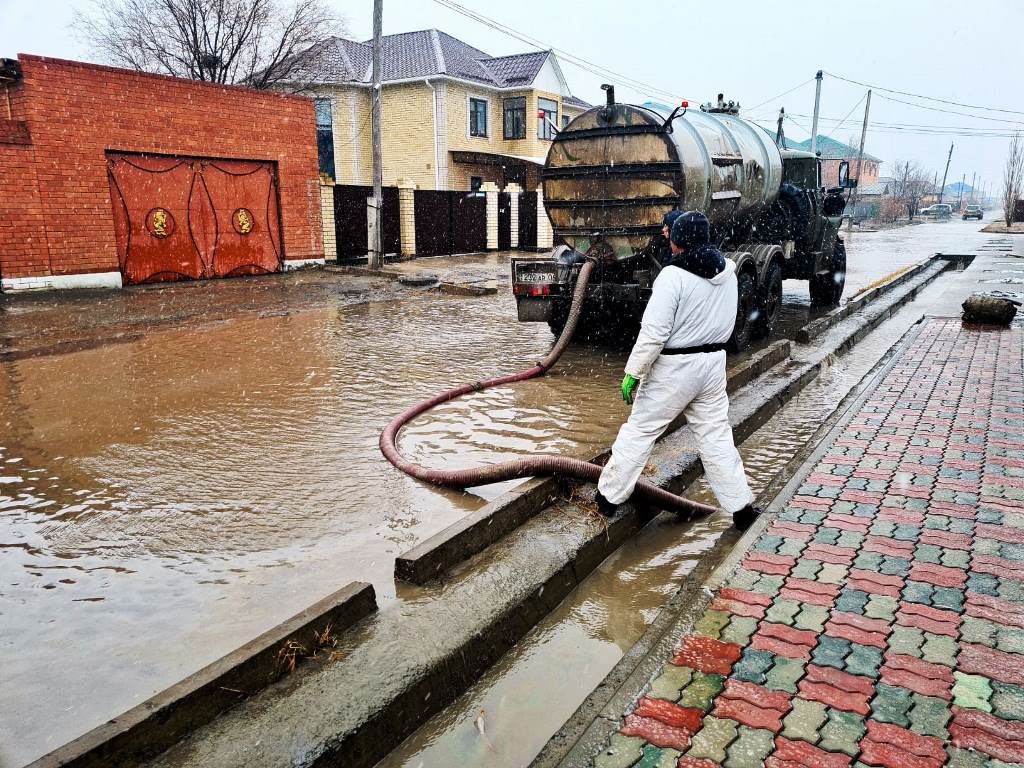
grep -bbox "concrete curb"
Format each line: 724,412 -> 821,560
395,341 -> 792,585
533,319 -> 930,768
31,582 -> 376,768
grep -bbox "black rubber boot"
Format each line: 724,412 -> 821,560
732,504 -> 761,532
594,490 -> 619,518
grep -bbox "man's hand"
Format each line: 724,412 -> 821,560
621,374 -> 639,405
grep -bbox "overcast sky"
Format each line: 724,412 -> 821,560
3,0 -> 1020,193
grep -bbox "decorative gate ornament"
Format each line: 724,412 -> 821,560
145,207 -> 174,238
232,208 -> 254,235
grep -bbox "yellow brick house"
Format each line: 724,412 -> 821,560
283,29 -> 590,191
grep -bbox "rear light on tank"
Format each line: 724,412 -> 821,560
513,284 -> 552,297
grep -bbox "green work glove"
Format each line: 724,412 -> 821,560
621,374 -> 639,405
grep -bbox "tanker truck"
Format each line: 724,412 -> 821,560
511,87 -> 853,351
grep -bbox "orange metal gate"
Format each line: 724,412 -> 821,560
106,153 -> 283,285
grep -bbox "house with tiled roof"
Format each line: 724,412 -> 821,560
282,29 -> 590,191
785,135 -> 882,189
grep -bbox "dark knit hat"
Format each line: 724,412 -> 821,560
663,210 -> 684,231
670,211 -> 711,250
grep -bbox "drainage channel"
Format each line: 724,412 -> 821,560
373,254 -> 977,768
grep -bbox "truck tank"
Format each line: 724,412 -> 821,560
541,98 -> 784,260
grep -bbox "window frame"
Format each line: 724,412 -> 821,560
537,97 -> 558,141
503,96 -> 526,140
468,96 -> 489,138
313,97 -> 336,181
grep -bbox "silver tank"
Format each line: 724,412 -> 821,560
542,102 -> 784,259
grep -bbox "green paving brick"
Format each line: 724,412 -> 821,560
974,537 -> 1002,556
845,643 -> 883,678
835,531 -> 865,549
903,580 -> 934,605
635,744 -> 681,768
754,535 -> 784,554
720,615 -> 758,645
871,682 -> 913,726
724,726 -> 775,768
794,604 -> 829,633
729,568 -> 760,591
914,543 -> 945,565
991,681 -> 1024,722
776,538 -> 806,558
679,672 -> 725,712
649,664 -> 694,702
834,588 -> 869,615
888,625 -> 925,657
812,635 -> 850,670
782,698 -> 827,744
920,633 -> 958,667
949,517 -> 974,534
869,520 -> 896,538
946,746 -> 987,768
764,656 -> 804,694
997,626 -> 1024,655
924,515 -> 949,530
750,573 -> 785,596
764,598 -> 801,626
941,548 -> 971,569
854,550 -> 884,571
791,559 -> 823,580
814,528 -> 841,546
684,715 -> 738,764
998,578 -> 1024,602
864,594 -> 898,622
693,610 -> 731,640
818,708 -> 866,756
961,616 -> 998,647
930,586 -> 964,611
731,648 -> 774,686
953,672 -> 993,712
880,555 -> 911,577
909,693 -> 952,739
816,563 -> 849,585
595,733 -> 645,768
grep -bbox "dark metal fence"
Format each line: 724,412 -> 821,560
518,191 -> 538,249
333,185 -> 400,260
413,190 -> 487,256
498,192 -> 512,250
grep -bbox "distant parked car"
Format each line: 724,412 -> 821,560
963,205 -> 984,220
920,204 -> 953,219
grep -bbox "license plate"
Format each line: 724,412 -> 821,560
518,271 -> 555,283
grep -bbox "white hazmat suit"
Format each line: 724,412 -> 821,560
597,258 -> 755,513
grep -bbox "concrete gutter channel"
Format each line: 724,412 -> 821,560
42,254 -> 964,768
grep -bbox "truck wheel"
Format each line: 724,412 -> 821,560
809,241 -> 846,307
755,262 -> 783,339
728,271 -> 756,352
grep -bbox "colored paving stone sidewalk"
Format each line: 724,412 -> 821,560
594,318 -> 1024,768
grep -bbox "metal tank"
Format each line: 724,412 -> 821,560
541,94 -> 784,260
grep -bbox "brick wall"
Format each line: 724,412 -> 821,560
0,55 -> 323,283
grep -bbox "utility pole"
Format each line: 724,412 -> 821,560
368,0 -> 384,269
775,107 -> 786,147
810,70 -> 823,156
957,173 -> 966,209
969,172 -> 976,203
846,89 -> 871,231
938,142 -> 953,204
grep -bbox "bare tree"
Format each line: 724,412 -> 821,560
1003,132 -> 1024,227
75,0 -> 343,89
888,160 -> 932,221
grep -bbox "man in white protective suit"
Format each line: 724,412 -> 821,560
595,211 -> 760,530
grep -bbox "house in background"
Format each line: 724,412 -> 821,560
281,30 -> 589,192
785,135 -> 881,188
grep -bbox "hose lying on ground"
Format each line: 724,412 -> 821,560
379,258 -> 717,519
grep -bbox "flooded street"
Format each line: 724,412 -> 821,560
0,220 -> 994,765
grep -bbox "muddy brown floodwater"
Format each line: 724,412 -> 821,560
0,219 -> 990,765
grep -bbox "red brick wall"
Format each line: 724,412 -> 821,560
0,55 -> 322,282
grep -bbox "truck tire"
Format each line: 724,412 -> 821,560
809,241 -> 847,307
755,261 -> 783,338
728,271 -> 756,352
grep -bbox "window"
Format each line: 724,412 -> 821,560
314,98 -> 336,180
469,98 -> 488,137
562,114 -> 571,130
538,98 -> 558,140
503,97 -> 526,139
470,176 -> 483,192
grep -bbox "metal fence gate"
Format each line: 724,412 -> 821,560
498,192 -> 512,250
413,190 -> 487,257
333,185 -> 400,260
518,191 -> 538,250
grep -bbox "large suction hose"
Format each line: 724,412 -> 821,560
380,258 -> 716,519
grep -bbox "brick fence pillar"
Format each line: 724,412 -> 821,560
398,180 -> 416,258
319,181 -> 337,261
506,182 -> 522,249
482,181 -> 500,250
536,187 -> 553,250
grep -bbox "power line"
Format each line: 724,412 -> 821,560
750,112 -> 1023,137
747,78 -> 814,112
824,70 -> 1024,117
872,91 -> 1024,126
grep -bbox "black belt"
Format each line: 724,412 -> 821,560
661,342 -> 728,355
